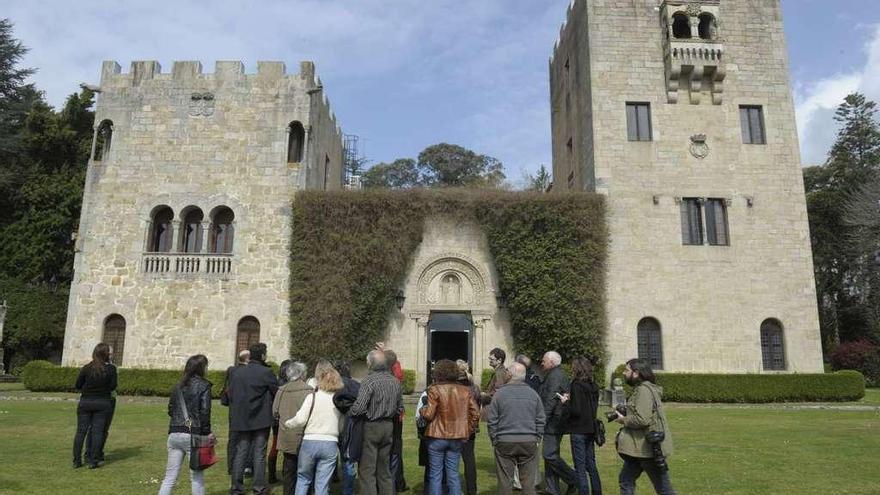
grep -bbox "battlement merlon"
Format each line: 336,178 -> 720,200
99,60 -> 323,87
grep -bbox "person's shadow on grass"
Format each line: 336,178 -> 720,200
105,446 -> 144,463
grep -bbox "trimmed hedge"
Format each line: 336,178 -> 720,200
289,189 -> 607,366
22,361 -> 228,398
23,361 -> 420,397
609,366 -> 865,403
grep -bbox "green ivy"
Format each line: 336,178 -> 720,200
289,189 -> 608,367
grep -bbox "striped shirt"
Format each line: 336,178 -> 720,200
349,370 -> 403,421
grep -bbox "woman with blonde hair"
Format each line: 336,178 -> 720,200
283,360 -> 344,495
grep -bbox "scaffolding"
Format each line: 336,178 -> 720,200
343,134 -> 366,190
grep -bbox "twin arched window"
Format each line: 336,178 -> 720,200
148,205 -> 235,254
672,13 -> 691,39
671,12 -> 717,40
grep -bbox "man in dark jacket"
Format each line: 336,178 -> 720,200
223,350 -> 250,475
486,362 -> 546,495
228,343 -> 278,495
333,360 -> 361,495
516,354 -> 543,393
539,351 -> 578,495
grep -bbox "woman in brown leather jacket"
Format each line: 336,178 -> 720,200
419,359 -> 481,495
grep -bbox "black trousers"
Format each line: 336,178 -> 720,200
461,434 -> 477,495
543,434 -> 578,495
72,398 -> 112,465
86,397 -> 115,461
281,452 -> 299,495
391,418 -> 407,492
230,428 -> 270,495
358,420 -> 394,495
618,454 -> 676,495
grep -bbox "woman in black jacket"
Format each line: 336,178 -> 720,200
73,342 -> 117,469
158,354 -> 213,495
566,357 -> 603,495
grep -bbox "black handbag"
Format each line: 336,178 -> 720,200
594,419 -> 606,446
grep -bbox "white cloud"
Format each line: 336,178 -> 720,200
795,25 -> 880,166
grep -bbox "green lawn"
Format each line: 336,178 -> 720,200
0,395 -> 878,494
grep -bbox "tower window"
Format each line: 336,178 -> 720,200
287,121 -> 305,163
637,317 -> 664,370
103,314 -> 126,367
210,206 -> 235,254
705,199 -> 729,246
698,13 -> 717,40
626,103 -> 652,142
672,13 -> 691,39
149,206 -> 174,253
740,106 -> 766,145
760,319 -> 786,371
680,198 -> 703,245
93,120 -> 113,161
180,207 -> 204,253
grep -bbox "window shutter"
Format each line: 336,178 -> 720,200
749,108 -> 765,144
740,107 -> 752,143
626,104 -> 638,141
637,104 -> 651,141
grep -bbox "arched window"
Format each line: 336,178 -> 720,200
180,207 -> 204,253
210,206 -> 235,254
760,319 -> 786,370
93,120 -> 113,161
103,314 -> 126,366
672,13 -> 692,39
637,317 -> 664,370
698,13 -> 717,40
236,316 -> 260,356
287,121 -> 305,163
149,206 -> 174,253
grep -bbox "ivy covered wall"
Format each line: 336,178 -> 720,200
289,189 -> 607,367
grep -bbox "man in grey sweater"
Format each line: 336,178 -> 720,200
486,362 -> 546,495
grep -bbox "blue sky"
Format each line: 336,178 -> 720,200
7,1 -> 880,186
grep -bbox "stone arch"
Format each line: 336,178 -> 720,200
672,12 -> 691,39
698,12 -> 717,40
415,253 -> 490,306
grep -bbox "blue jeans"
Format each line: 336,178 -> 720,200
570,434 -> 602,495
295,440 -> 339,495
427,438 -> 464,495
340,457 -> 357,495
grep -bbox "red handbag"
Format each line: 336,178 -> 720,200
177,386 -> 219,471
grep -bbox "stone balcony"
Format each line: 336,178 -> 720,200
664,39 -> 725,105
142,252 -> 233,278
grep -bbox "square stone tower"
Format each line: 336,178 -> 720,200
62,60 -> 343,369
550,0 -> 823,373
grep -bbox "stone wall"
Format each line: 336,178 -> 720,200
383,216 -> 512,390
551,0 -> 824,373
62,60 -> 343,370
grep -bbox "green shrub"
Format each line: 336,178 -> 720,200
289,189 -> 607,365
22,361 -> 229,398
651,372 -> 865,403
402,369 -> 415,394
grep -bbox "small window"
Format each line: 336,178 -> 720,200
698,13 -> 717,40
180,207 -> 204,253
149,206 -> 174,253
103,314 -> 126,367
287,121 -> 305,163
672,13 -> 692,39
93,120 -> 113,161
740,106 -> 766,145
236,316 -> 261,356
566,137 -> 573,153
210,206 -> 235,254
637,317 -> 663,370
760,319 -> 786,370
705,198 -> 729,246
626,103 -> 652,142
567,171 -> 575,189
680,198 -> 703,245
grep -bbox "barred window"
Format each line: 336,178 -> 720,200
103,314 -> 126,367
210,206 -> 235,254
626,103 -> 652,142
236,316 -> 261,356
637,317 -> 664,370
680,198 -> 703,245
740,106 -> 766,145
705,199 -> 729,246
760,319 -> 786,371
180,207 -> 204,253
149,206 -> 174,253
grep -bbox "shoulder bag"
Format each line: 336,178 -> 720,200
177,386 -> 219,471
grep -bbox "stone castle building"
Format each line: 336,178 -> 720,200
63,0 -> 824,383
550,0 -> 823,373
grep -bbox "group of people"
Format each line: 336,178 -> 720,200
71,341 -> 676,495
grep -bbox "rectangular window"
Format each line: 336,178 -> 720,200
704,198 -> 729,246
626,103 -> 652,142
740,105 -> 766,144
680,198 -> 703,245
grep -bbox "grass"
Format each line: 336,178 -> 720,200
0,395 -> 878,495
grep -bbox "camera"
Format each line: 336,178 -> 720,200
645,431 -> 669,472
604,405 -> 627,422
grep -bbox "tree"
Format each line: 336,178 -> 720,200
361,158 -> 421,189
805,93 -> 880,351
524,164 -> 551,192
843,177 -> 880,342
418,143 -> 505,187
